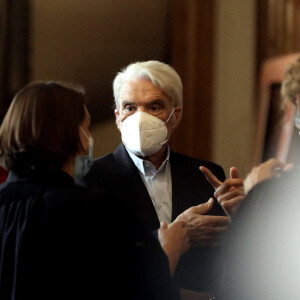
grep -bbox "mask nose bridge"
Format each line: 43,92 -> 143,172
138,105 -> 147,113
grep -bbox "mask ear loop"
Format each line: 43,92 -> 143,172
164,108 -> 176,125
80,126 -> 89,138
79,126 -> 94,147
160,108 -> 176,145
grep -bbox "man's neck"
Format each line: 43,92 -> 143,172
142,145 -> 168,170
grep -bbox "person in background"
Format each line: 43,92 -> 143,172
211,57 -> 300,299
0,81 -> 189,300
81,60 -> 243,296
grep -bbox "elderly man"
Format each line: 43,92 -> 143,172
81,61 -> 237,294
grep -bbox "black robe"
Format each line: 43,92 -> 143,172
0,168 -> 179,300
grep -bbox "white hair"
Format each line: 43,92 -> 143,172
113,60 -> 183,109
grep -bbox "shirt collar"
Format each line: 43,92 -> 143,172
127,146 -> 170,176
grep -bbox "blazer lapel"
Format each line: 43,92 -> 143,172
113,144 -> 160,230
170,151 -> 195,221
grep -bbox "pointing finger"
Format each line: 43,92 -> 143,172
199,166 -> 222,189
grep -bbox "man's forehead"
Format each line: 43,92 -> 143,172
120,80 -> 171,103
121,80 -> 160,92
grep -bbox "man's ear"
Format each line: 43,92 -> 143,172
114,109 -> 121,130
172,107 -> 182,129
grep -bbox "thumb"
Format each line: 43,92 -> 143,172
192,198 -> 214,215
230,167 -> 239,179
160,221 -> 168,230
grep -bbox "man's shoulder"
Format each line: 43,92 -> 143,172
80,144 -> 132,188
92,144 -> 128,169
80,153 -> 116,188
92,152 -> 115,168
170,151 -> 224,171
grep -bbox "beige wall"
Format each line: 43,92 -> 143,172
92,0 -> 258,174
90,119 -> 120,159
30,0 -> 257,176
30,0 -> 168,158
213,0 -> 256,177
91,0 -> 258,176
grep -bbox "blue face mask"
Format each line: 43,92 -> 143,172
74,127 -> 94,180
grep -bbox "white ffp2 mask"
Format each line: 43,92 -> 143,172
120,109 -> 175,157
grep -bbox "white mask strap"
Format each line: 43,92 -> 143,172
80,126 -> 94,146
164,108 -> 176,125
80,126 -> 89,139
159,108 -> 176,145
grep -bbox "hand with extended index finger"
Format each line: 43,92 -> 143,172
214,167 -> 245,217
200,166 -> 245,217
199,166 -> 223,190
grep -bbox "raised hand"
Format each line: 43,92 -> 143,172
200,166 -> 245,217
244,158 -> 293,194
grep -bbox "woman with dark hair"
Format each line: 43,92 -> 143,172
0,81 -> 91,177
0,81 -> 188,300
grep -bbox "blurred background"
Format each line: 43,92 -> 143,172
1,0 -> 300,178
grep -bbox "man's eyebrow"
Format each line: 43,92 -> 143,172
121,100 -> 136,108
146,99 -> 165,105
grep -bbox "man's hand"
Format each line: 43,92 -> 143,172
200,166 -> 245,217
244,158 -> 293,194
175,198 -> 230,247
158,221 -> 190,275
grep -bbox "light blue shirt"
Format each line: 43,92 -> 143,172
127,147 -> 172,224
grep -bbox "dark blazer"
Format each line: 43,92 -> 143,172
82,143 -> 227,291
0,168 -> 179,300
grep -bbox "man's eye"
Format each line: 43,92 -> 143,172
124,105 -> 136,113
150,106 -> 161,111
